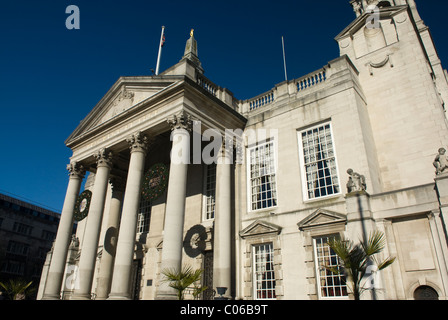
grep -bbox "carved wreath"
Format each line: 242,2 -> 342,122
183,224 -> 207,258
74,190 -> 92,222
141,163 -> 169,202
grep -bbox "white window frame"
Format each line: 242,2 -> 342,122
137,197 -> 152,234
297,122 -> 341,201
313,236 -> 349,300
202,163 -> 216,221
252,243 -> 276,300
246,139 -> 278,212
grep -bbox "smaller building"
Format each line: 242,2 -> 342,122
0,193 -> 62,298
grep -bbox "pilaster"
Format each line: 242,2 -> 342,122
345,191 -> 376,243
213,137 -> 233,299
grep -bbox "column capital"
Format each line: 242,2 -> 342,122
127,131 -> 151,154
67,161 -> 86,179
167,111 -> 193,132
95,148 -> 113,169
427,209 -> 441,220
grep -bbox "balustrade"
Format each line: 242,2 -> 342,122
296,69 -> 326,92
249,91 -> 275,111
197,74 -> 218,96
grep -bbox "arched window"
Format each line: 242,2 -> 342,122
414,285 -> 439,300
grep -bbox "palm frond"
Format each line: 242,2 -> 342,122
161,265 -> 205,300
323,265 -> 342,275
362,231 -> 386,256
325,231 -> 395,300
327,237 -> 352,261
377,256 -> 396,270
0,279 -> 34,300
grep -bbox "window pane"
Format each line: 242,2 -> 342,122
314,236 -> 348,299
253,243 -> 276,300
248,141 -> 277,210
137,198 -> 152,233
301,124 -> 339,200
204,164 -> 216,220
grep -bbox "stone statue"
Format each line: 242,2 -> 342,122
347,168 -> 367,193
351,0 -> 363,16
69,235 -> 79,249
434,147 -> 448,175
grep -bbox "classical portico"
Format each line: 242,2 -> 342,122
41,32 -> 246,300
39,2 -> 448,301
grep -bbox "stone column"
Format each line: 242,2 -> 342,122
156,111 -> 192,299
61,236 -> 80,299
108,132 -> 149,300
95,177 -> 125,300
213,137 -> 233,299
72,149 -> 113,300
42,162 -> 85,300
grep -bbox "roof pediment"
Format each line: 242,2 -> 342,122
239,220 -> 282,239
297,209 -> 346,231
65,76 -> 183,146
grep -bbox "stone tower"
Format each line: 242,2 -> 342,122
336,0 -> 448,194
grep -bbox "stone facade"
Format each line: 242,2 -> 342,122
0,193 -> 60,300
39,0 -> 448,300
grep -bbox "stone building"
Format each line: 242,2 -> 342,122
39,0 -> 448,300
0,193 -> 60,298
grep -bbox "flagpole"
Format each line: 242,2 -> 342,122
155,26 -> 165,75
282,36 -> 288,81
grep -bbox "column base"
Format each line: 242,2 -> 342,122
70,293 -> 92,300
41,294 -> 61,300
155,292 -> 179,300
107,293 -> 131,300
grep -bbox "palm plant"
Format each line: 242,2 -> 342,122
326,230 -> 395,300
161,265 -> 206,300
0,279 -> 35,300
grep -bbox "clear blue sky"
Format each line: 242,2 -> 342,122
0,0 -> 447,212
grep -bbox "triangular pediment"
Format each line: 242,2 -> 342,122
335,5 -> 408,41
239,220 -> 282,239
297,209 -> 346,231
65,76 -> 183,146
